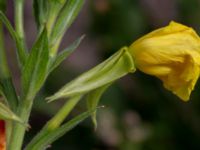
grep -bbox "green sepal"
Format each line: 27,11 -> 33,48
87,83 -> 111,129
47,47 -> 136,102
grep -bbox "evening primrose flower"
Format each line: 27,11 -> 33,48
129,21 -> 200,101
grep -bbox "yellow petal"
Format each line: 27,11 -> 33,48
159,55 -> 200,101
129,21 -> 200,101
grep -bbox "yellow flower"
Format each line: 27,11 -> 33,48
129,21 -> 200,101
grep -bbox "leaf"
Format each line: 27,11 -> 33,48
0,102 -> 22,123
0,78 -> 18,111
0,11 -> 27,66
25,108 -> 97,150
22,29 -> 49,98
50,0 -> 85,46
87,83 -> 111,129
0,22 -> 18,110
33,0 -> 48,28
47,47 -> 135,102
49,35 -> 84,73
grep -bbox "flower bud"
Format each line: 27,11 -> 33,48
129,21 -> 200,101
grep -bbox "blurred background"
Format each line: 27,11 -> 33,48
5,0 -> 200,149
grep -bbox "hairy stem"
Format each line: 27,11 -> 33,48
25,96 -> 81,149
8,96 -> 34,150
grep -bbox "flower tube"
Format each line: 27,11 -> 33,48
48,21 -> 200,102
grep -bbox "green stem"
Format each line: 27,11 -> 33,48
25,95 -> 81,149
47,95 -> 82,130
14,0 -> 27,60
14,0 -> 25,41
49,37 -> 61,57
5,121 -> 12,148
8,96 -> 34,150
6,1 -> 28,149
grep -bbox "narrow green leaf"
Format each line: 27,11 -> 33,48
0,22 -> 9,79
22,29 -> 49,98
87,84 -> 111,129
0,22 -> 18,110
0,102 -> 22,123
50,0 -> 85,46
25,108 -> 97,150
49,35 -> 84,73
47,47 -> 135,102
0,11 -> 27,66
0,79 -> 18,111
